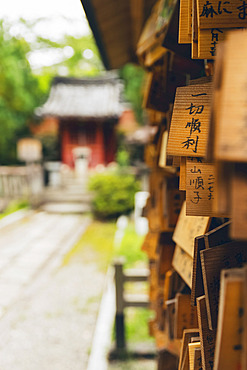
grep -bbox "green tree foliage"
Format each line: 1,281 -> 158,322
119,63 -> 146,124
89,170 -> 140,219
0,21 -> 44,164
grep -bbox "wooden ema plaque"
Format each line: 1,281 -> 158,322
198,27 -> 239,59
174,293 -> 198,339
197,296 -> 216,370
214,30 -> 247,162
172,244 -> 193,288
197,0 -> 247,29
193,347 -> 202,370
166,176 -> 185,229
191,235 -> 206,306
186,158 -> 216,216
164,270 -> 186,308
157,232 -> 175,281
141,231 -> 160,260
188,342 -> 200,369
179,0 -> 192,43
173,201 -> 210,257
191,221 -> 232,306
200,241 -> 247,330
179,329 -> 200,370
204,220 -> 231,249
231,163 -> 247,240
212,161 -> 232,217
192,0 -> 199,59
214,268 -> 243,370
167,83 -> 213,158
166,298 -> 176,340
243,265 -> 247,369
142,52 -> 169,112
180,157 -> 186,191
188,342 -> 201,369
159,130 -> 169,168
149,261 -> 159,305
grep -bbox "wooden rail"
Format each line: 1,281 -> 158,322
114,260 -> 149,350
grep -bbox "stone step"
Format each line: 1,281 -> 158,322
40,202 -> 91,214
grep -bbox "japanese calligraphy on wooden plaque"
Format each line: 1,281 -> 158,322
198,27 -> 232,59
167,83 -> 213,157
197,0 -> 247,28
186,158 -> 216,216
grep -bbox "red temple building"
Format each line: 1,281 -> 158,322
36,73 -> 124,168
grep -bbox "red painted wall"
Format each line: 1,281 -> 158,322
60,120 -> 116,168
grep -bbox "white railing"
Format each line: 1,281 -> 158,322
0,165 -> 44,208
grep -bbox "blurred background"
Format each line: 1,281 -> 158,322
0,1 -> 155,369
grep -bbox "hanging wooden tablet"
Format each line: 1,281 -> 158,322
186,158 -> 216,216
206,42 -> 224,162
144,143 -> 157,167
214,268 -> 244,370
212,161 -> 232,217
173,156 -> 181,167
159,130 -> 169,168
172,244 -> 193,288
179,0 -> 192,43
173,201 -> 210,257
192,0 -> 199,58
180,156 -> 187,190
231,163 -> 247,240
188,342 -> 201,370
157,232 -> 175,281
191,235 -> 206,306
204,220 -> 231,249
157,349 -> 179,370
197,0 -> 247,29
167,83 -> 213,158
189,76 -> 213,85
214,30 -> 247,162
141,231 -> 160,260
166,176 -> 185,229
200,241 -> 247,330
188,0 -> 193,37
198,27 -> 239,59
164,270 -> 174,309
166,298 -> 176,340
164,270 -> 186,308
175,293 -> 198,339
243,265 -> 247,369
178,329 -> 200,370
193,347 -> 202,370
197,296 -> 216,370
149,260 -> 159,304
143,60 -> 170,113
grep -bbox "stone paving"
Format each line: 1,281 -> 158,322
0,211 -> 108,369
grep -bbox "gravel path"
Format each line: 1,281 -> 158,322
0,211 -> 107,370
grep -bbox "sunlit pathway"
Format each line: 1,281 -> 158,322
0,211 -> 108,370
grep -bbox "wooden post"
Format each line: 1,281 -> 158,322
114,259 -> 126,350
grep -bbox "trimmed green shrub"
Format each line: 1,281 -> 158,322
89,171 -> 140,219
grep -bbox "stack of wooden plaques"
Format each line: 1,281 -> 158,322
138,1 -> 247,368
179,0 -> 247,59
